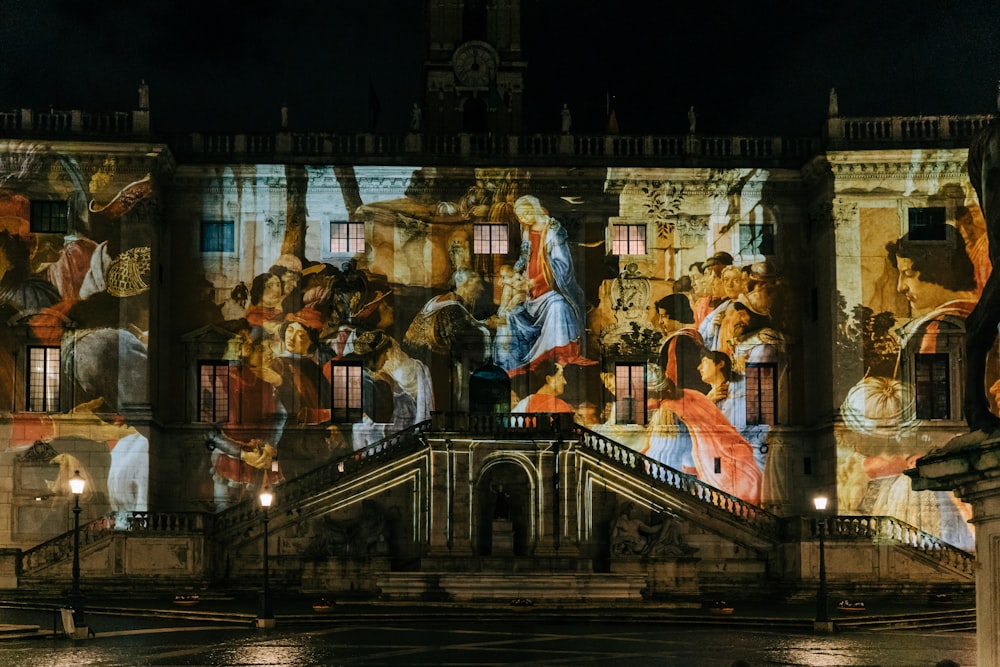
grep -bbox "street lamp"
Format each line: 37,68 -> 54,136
68,470 -> 87,637
257,485 -> 275,629
813,495 -> 832,633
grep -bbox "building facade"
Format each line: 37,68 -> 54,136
0,109 -> 990,561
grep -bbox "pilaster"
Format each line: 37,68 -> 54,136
908,435 -> 1000,667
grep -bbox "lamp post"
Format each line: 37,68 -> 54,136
813,495 -> 832,633
257,485 -> 275,629
68,470 -> 87,638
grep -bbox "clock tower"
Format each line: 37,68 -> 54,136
423,0 -> 525,134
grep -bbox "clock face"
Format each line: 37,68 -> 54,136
452,41 -> 497,87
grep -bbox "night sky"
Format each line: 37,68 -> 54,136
2,0 -> 999,137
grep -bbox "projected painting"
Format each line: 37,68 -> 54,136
181,164 -> 792,513
835,185 -> 981,551
0,144 -> 154,531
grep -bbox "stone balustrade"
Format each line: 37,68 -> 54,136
811,514 -> 975,575
1,106 -> 991,165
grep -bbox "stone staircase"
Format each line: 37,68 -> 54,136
377,572 -> 649,602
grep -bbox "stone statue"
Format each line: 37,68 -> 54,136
281,103 -> 289,129
410,102 -> 422,132
688,106 -> 696,134
492,483 -> 511,520
610,501 -> 696,557
561,103 -> 572,134
828,88 -> 839,117
138,80 -> 149,110
960,92 -> 1000,438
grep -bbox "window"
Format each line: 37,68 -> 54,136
614,363 -> 647,425
914,353 -> 950,419
30,200 -> 67,234
198,362 -> 230,423
330,222 -> 365,254
908,207 -> 946,241
473,223 -> 509,255
27,347 -> 60,412
330,363 -> 363,422
745,362 -> 776,425
739,223 -> 775,256
201,220 -> 235,253
611,224 -> 646,256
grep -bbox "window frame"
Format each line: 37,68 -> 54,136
30,200 -> 68,234
472,222 -> 509,255
907,206 -> 947,241
329,221 -> 365,254
745,362 -> 776,426
614,362 -> 647,426
329,361 -> 364,423
914,352 -> 950,420
739,222 -> 775,256
200,219 -> 236,253
610,223 -> 647,256
26,346 -> 61,412
197,361 -> 231,423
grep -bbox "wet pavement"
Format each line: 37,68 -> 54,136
0,595 -> 977,666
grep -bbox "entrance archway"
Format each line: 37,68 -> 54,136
476,460 -> 532,556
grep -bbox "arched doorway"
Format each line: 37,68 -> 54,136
470,361 -> 511,414
476,460 -> 532,557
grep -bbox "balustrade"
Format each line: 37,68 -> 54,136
813,515 -> 974,575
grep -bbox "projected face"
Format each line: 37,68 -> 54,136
283,321 -> 311,355
896,256 -> 955,315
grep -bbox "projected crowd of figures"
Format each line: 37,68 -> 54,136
0,144 -> 154,525
0,152 -> 981,549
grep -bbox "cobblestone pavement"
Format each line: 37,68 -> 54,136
0,604 -> 977,666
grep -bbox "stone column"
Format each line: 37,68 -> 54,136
908,436 -> 1000,667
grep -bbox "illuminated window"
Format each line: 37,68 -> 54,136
330,363 -> 363,422
745,362 -> 776,425
198,362 -> 230,423
908,207 -> 946,241
27,347 -> 60,412
615,363 -> 647,425
611,224 -> 647,256
30,200 -> 67,234
201,220 -> 235,252
914,353 -> 950,419
739,223 -> 774,256
330,222 -> 365,254
473,223 -> 509,255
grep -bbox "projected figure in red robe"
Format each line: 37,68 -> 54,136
511,361 -> 573,413
652,378 -> 761,504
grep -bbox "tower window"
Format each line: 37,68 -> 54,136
745,362 -> 776,425
611,224 -> 647,256
198,362 -> 230,423
473,223 -> 509,255
914,353 -> 950,419
614,363 -> 647,425
907,207 -> 946,241
201,220 -> 235,253
27,347 -> 60,412
30,200 -> 67,234
330,222 -> 365,254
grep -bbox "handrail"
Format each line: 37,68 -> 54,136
573,425 -> 781,537
20,511 -> 205,574
211,420 -> 433,536
813,515 -> 975,575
